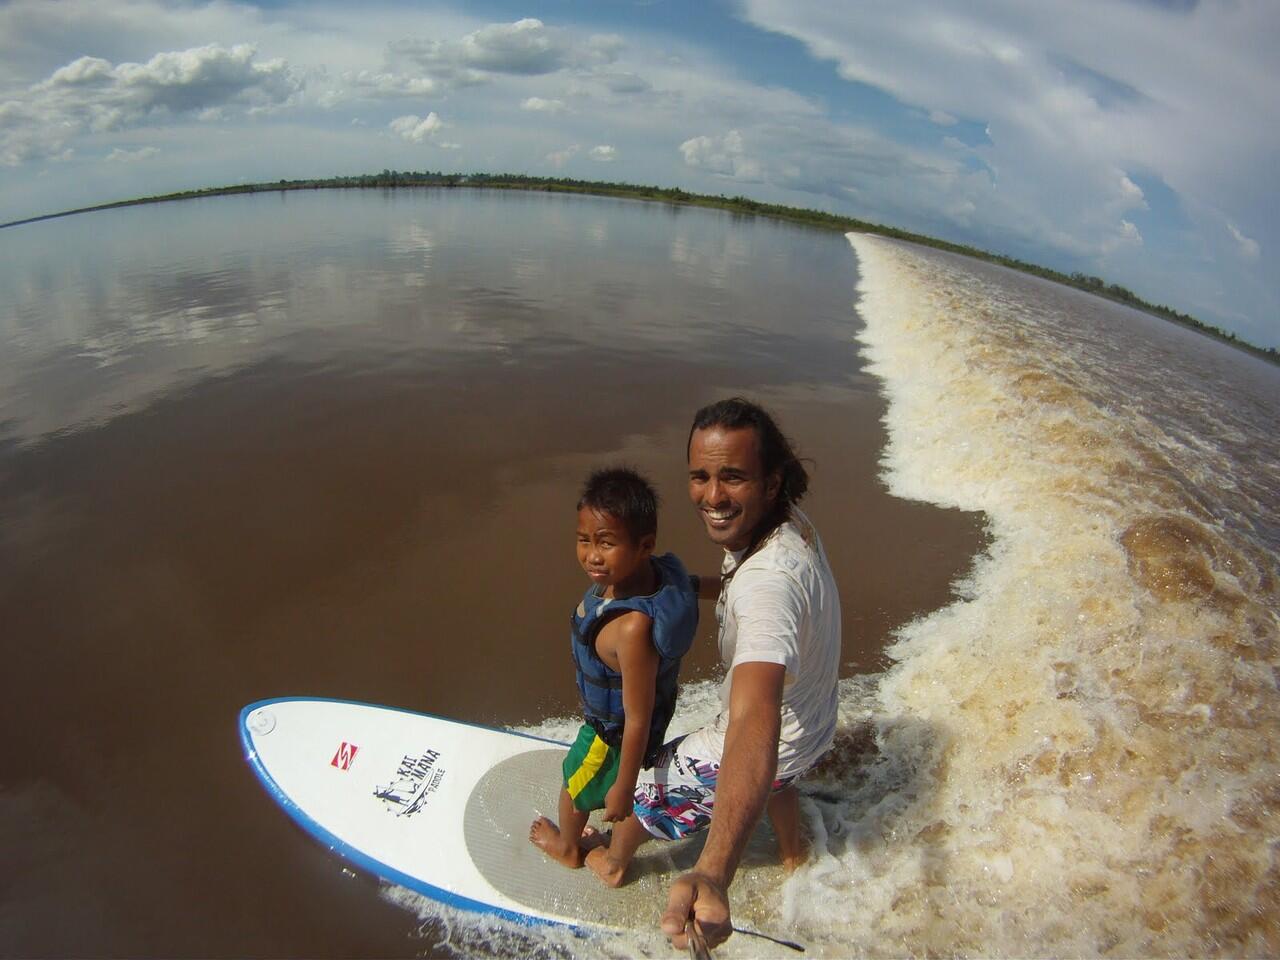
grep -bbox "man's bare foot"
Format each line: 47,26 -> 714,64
768,786 -> 808,873
528,816 -> 584,868
584,845 -> 627,887
781,847 -> 808,873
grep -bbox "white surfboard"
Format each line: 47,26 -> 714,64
239,696 -> 728,930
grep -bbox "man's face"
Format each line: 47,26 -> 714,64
688,425 -> 780,553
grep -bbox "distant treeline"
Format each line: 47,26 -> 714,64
4,169 -> 1274,364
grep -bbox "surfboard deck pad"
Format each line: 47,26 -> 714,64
464,747 -> 707,928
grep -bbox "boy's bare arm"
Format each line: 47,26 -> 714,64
602,613 -> 659,820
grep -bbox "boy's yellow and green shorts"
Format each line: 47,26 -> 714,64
562,723 -> 622,813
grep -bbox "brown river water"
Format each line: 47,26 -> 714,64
4,191 -> 1276,958
0,190 -> 984,957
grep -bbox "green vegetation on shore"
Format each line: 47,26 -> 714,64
4,170 -> 1274,363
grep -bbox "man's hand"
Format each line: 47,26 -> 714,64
660,871 -> 732,949
602,782 -> 633,823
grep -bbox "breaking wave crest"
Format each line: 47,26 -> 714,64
826,233 -> 1280,957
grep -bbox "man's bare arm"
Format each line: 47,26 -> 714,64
661,660 -> 785,948
696,660 -> 784,882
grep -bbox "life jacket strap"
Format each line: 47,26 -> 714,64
580,672 -> 623,689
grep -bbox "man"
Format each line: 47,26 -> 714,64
584,397 -> 841,950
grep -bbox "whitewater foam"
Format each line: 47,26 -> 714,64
834,233 -> 1279,957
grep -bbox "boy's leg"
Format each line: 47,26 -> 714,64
584,736 -> 722,888
529,787 -> 591,868
766,785 -> 807,872
584,812 -> 649,888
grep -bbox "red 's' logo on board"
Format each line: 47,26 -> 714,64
331,742 -> 359,771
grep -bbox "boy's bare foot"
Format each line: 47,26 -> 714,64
584,845 -> 627,887
580,825 -> 610,851
528,816 -> 584,868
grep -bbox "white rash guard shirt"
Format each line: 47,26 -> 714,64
680,506 -> 842,780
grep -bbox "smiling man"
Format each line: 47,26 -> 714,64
582,397 -> 842,950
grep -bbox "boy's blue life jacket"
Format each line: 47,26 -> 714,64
571,552 -> 699,766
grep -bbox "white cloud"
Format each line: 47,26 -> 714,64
343,71 -> 436,100
105,145 -> 159,162
42,56 -> 115,87
1227,222 -> 1260,262
389,17 -> 619,84
0,101 -> 53,166
945,197 -> 977,222
389,112 -> 443,143
1099,218 -> 1142,254
545,144 -> 579,167
0,0 -> 282,85
2,43 -> 300,165
598,72 -> 651,95
521,96 -> 565,113
929,109 -> 957,126
588,144 -> 617,162
1117,174 -> 1145,209
739,0 -> 1279,269
679,130 -> 762,181
99,44 -> 297,114
1097,169 -> 1147,221
459,18 -> 569,73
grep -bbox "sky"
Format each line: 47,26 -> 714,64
1,0 -> 1276,348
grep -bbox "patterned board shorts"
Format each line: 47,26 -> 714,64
633,735 -> 796,840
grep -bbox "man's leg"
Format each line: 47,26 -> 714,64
765,784 -> 807,872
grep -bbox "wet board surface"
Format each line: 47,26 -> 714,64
239,697 -> 743,930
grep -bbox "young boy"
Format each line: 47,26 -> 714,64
529,467 -> 699,871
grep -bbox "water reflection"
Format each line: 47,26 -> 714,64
1,190 -> 867,446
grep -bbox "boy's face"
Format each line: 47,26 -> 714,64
576,506 -> 654,591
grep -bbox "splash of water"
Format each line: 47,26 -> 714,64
394,233 -> 1280,957
825,234 -> 1280,957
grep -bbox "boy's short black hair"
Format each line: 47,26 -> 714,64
577,467 -> 659,543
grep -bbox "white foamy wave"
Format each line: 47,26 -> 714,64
830,233 -> 1280,956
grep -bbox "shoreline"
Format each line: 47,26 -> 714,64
3,172 -> 1274,366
